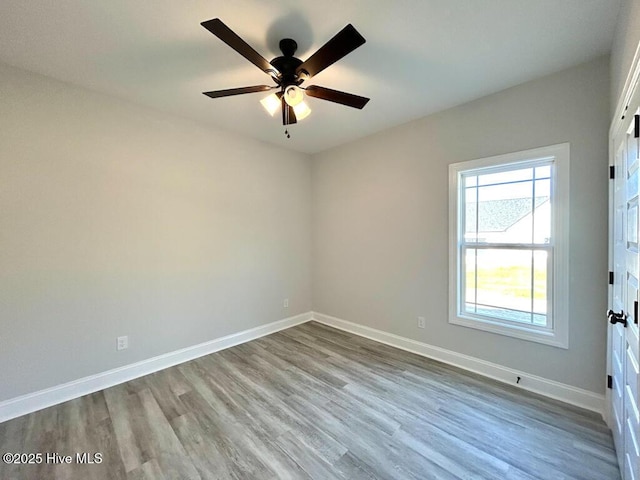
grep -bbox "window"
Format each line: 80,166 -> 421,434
448,144 -> 569,348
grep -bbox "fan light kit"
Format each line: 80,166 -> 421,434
201,18 -> 370,137
259,94 -> 281,116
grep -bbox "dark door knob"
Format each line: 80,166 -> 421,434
607,309 -> 627,327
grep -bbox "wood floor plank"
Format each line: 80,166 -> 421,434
103,386 -> 146,473
133,388 -> 201,480
275,430 -> 346,480
126,459 -> 167,480
0,321 -> 621,480
392,426 -> 511,480
206,354 -> 350,465
170,411 -> 243,480
332,451 -> 382,480
175,383 -> 279,480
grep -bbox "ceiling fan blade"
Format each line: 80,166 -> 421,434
282,95 -> 297,125
296,24 -> 365,79
203,85 -> 274,99
201,18 -> 278,76
305,85 -> 369,109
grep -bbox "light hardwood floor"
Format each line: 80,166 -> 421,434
0,321 -> 620,480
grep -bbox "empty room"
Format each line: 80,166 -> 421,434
1,1 -> 639,479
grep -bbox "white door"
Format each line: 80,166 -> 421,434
609,102 -> 640,480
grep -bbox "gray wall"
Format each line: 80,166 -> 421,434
0,52 -> 614,403
312,57 -> 610,394
611,0 -> 640,112
0,64 -> 312,402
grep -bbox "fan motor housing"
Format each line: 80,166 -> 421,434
271,38 -> 305,86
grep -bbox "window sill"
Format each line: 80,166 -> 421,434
449,314 -> 568,349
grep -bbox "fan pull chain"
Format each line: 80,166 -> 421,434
284,129 -> 290,139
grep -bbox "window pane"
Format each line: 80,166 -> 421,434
535,165 -> 551,178
464,175 -> 477,187
532,178 -> 551,244
478,168 -> 532,186
463,167 -> 550,245
533,250 -> 548,326
463,248 -> 548,327
465,248 -> 477,308
476,180 -> 533,243
465,187 -> 478,241
475,249 -> 531,318
534,177 -> 550,197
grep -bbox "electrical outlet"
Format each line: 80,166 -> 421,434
417,316 -> 426,329
116,335 -> 128,351
283,298 -> 289,308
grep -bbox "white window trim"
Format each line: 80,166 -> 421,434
448,143 -> 570,349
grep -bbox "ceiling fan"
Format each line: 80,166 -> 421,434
201,18 -> 370,129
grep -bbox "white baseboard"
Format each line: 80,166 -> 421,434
311,312 -> 604,415
0,312 -> 313,423
1,310 -> 604,423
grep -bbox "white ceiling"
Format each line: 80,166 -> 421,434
0,1 -> 621,154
